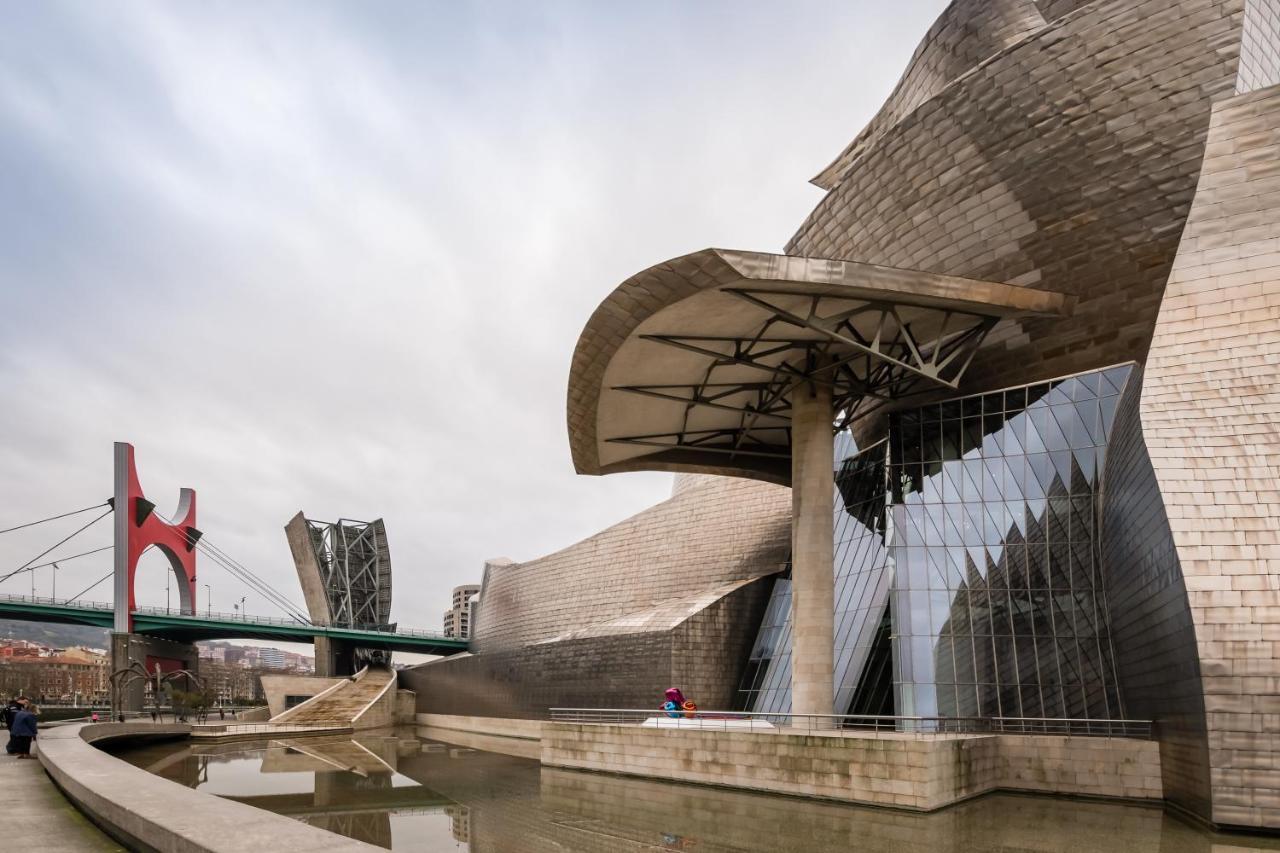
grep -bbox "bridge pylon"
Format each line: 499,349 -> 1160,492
111,442 -> 202,713
112,442 -> 201,632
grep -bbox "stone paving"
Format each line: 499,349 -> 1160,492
0,746 -> 122,852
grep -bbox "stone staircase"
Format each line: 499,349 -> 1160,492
271,667 -> 396,727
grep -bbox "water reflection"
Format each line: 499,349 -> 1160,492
114,728 -> 1280,853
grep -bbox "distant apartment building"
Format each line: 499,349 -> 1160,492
0,644 -> 109,703
443,584 -> 480,640
200,661 -> 265,705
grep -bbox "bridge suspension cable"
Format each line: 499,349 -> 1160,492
191,535 -> 310,624
15,545 -> 113,574
65,568 -> 116,604
0,506 -> 113,586
0,502 -> 110,536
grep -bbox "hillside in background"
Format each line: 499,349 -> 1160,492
0,619 -> 109,649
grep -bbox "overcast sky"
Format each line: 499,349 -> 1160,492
0,0 -> 948,639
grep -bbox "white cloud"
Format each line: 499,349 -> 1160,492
0,0 -> 946,630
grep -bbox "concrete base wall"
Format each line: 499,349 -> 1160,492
260,674 -> 344,718
541,724 -> 1162,811
415,713 -> 543,759
395,690 -> 415,723
416,713 -> 544,741
39,723 -> 379,852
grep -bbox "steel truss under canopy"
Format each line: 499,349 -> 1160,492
305,517 -> 393,631
610,287 -> 1001,461
568,248 -> 1071,484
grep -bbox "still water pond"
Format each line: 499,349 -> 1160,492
114,728 -> 1280,853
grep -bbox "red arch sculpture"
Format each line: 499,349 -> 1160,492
112,443 -> 200,632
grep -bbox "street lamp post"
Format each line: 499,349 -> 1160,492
204,584 -> 211,617
51,561 -> 59,601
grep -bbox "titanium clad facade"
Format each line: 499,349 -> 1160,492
1100,368 -> 1212,821
789,0 -> 1245,414
410,0 -> 1280,829
410,475 -> 790,715
1135,83 -> 1280,828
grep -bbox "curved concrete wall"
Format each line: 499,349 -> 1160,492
39,723 -> 378,852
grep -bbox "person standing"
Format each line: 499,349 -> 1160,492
4,697 -> 24,754
10,699 -> 37,760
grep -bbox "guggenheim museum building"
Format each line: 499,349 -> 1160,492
405,0 -> 1280,831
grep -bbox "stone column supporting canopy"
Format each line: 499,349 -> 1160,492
789,377 -> 836,721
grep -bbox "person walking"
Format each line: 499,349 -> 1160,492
10,699 -> 37,760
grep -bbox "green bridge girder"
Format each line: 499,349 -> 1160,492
0,598 -> 467,656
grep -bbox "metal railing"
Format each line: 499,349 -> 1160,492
0,591 -> 112,611
0,592 -> 451,641
547,708 -> 1152,739
134,605 -> 453,640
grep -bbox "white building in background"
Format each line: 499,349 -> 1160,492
443,584 -> 480,640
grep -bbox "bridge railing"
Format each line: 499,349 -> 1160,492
0,591 -> 111,611
547,708 -> 1154,739
0,592 -> 455,641
133,605 -> 455,641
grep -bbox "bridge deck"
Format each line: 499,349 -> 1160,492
0,595 -> 467,655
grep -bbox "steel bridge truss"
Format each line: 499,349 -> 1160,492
304,518 -> 393,632
608,287 -> 1000,462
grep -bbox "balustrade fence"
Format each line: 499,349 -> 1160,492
547,708 -> 1152,739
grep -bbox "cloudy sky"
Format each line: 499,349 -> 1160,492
0,0 -> 947,639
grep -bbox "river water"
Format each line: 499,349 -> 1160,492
113,728 -> 1280,853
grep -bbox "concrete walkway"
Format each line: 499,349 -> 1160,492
1,749 -> 123,851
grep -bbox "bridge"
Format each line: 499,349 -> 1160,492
0,442 -> 469,707
0,594 -> 466,655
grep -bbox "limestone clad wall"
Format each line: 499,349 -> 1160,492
541,724 -> 1161,811
259,673 -> 344,718
1139,82 -> 1280,830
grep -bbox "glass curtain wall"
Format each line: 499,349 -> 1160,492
890,364 -> 1131,719
738,364 -> 1133,721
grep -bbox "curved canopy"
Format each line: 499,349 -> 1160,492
568,248 -> 1071,484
